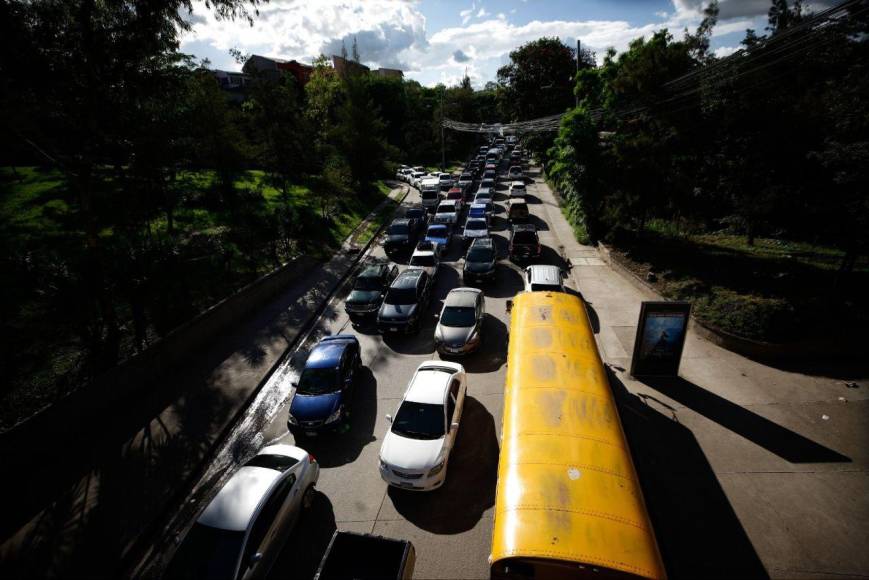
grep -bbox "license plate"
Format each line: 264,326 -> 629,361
390,327 -> 398,332
398,482 -> 414,488
305,431 -> 317,437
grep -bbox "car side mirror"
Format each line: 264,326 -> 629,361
386,414 -> 393,423
250,553 -> 263,565
506,299 -> 513,314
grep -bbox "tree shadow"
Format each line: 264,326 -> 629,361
386,396 -> 498,534
269,490 -> 336,580
445,315 -> 508,374
522,193 -> 541,204
489,215 -> 510,232
527,214 -> 549,231
638,375 -> 851,464
608,369 -> 770,580
291,367 -> 379,468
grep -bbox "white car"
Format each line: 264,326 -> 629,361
408,246 -> 440,280
409,171 -> 425,187
433,199 -> 460,225
524,264 -> 566,293
167,445 -> 319,580
509,180 -> 526,198
379,361 -> 467,491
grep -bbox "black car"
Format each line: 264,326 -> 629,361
404,205 -> 428,226
383,218 -> 419,254
509,223 -> 541,262
345,263 -> 399,322
376,269 -> 433,334
462,237 -> 497,284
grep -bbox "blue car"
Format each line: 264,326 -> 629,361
425,223 -> 451,255
288,335 -> 361,436
468,203 -> 489,223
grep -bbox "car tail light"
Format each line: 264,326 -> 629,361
309,454 -> 317,463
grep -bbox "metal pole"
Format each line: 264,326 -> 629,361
440,86 -> 445,172
575,39 -> 581,108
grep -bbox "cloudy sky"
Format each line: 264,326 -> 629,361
180,0 -> 802,87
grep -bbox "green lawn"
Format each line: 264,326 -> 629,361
0,166 -> 392,429
610,224 -> 868,342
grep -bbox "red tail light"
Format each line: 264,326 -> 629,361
309,454 -> 317,463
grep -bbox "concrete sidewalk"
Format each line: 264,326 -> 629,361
532,172 -> 869,578
0,185 -> 408,579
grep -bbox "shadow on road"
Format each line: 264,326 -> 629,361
609,369 -> 770,580
268,490 -> 336,580
479,264 -> 523,299
638,375 -> 851,464
292,367 -> 379,468
446,315 -> 508,374
386,396 -> 498,534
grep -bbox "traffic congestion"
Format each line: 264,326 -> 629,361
164,136 -> 593,580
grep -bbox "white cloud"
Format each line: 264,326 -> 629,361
477,7 -> 488,18
714,45 -> 740,57
459,1 -> 475,25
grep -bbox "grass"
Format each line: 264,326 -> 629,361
609,224 -> 868,342
0,166 -> 391,429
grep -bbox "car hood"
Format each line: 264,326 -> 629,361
436,323 -> 476,346
385,234 -> 409,244
379,302 -> 418,320
380,431 -> 445,471
465,260 -> 495,273
290,390 -> 342,421
347,290 -> 382,305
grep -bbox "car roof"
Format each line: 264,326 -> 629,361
528,265 -> 562,284
405,368 -> 455,404
427,223 -> 448,231
306,339 -> 349,368
439,199 -> 458,207
391,217 -> 411,225
511,181 -> 525,187
513,223 -> 536,232
444,287 -> 481,308
412,248 -> 435,258
470,237 -> 494,248
466,217 -> 488,225
198,465 -> 281,531
509,197 -> 527,205
394,269 -> 423,287
470,203 -> 487,209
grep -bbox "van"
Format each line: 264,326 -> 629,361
420,178 -> 441,210
508,197 -> 529,222
486,148 -> 501,163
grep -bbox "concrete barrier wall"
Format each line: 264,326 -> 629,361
0,255 -> 319,445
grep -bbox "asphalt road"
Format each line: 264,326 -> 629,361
256,157 -> 569,580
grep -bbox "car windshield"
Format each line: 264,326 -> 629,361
440,306 -> 477,327
353,276 -> 382,291
406,210 -> 424,220
297,367 -> 339,395
467,247 -> 494,262
387,224 -> 408,235
166,523 -> 245,580
410,254 -> 436,268
531,283 -> 563,293
466,220 -> 487,231
392,402 -> 444,440
421,191 -> 439,199
513,231 -> 537,244
386,286 -> 417,305
427,227 -> 447,237
481,180 -> 495,187
437,205 -> 454,214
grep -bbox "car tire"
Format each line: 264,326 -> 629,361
302,485 -> 316,510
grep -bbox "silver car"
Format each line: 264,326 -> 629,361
434,288 -> 485,356
167,445 -> 319,580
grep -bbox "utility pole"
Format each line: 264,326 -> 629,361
575,39 -> 581,108
440,85 -> 445,172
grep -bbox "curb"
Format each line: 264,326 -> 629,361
596,242 -> 865,361
124,184 -> 410,577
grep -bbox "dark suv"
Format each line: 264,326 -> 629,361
377,269 -> 433,334
463,237 -> 497,284
345,263 -> 399,322
383,218 -> 420,255
509,223 -> 541,262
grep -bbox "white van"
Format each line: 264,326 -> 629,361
420,178 -> 441,210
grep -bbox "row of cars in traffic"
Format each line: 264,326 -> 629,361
165,136 -> 564,579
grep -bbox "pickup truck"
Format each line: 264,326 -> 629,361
314,531 -> 415,580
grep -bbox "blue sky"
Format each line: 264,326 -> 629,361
179,0 -> 798,87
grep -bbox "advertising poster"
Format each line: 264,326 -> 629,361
630,301 -> 691,377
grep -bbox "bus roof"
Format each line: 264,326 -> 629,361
491,291 -> 666,580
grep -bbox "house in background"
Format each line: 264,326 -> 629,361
332,55 -> 404,80
242,55 -> 314,86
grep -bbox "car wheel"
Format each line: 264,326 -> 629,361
302,485 -> 316,510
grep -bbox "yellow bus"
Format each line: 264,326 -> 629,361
491,292 -> 666,580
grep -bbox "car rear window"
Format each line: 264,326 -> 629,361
387,224 -> 408,235
410,254 -> 436,268
466,219 -> 487,231
245,454 -> 299,472
531,283 -> 563,293
513,231 -> 538,244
